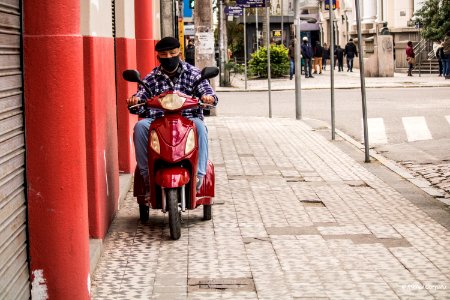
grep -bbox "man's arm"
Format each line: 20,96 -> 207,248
196,79 -> 218,106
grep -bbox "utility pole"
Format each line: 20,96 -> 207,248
161,0 -> 175,37
194,0 -> 217,114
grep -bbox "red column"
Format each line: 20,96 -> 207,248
135,0 -> 158,74
116,38 -> 138,173
23,1 -> 90,299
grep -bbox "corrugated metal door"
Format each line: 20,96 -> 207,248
0,0 -> 29,298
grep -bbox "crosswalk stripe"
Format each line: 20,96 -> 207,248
446,115 -> 450,126
366,118 -> 388,145
402,116 -> 433,142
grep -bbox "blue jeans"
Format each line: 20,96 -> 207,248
443,56 -> 450,76
347,57 -> 354,71
134,117 -> 208,180
289,58 -> 295,79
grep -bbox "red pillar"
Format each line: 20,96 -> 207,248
135,0 -> 158,74
116,38 -> 138,173
23,1 -> 90,299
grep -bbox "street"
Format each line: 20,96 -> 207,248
217,87 -> 450,201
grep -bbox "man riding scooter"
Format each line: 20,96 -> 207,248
127,37 -> 218,197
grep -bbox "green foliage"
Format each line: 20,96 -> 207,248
227,20 -> 244,56
225,61 -> 245,74
415,0 -> 450,41
248,44 -> 290,78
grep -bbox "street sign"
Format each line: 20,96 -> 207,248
325,0 -> 336,10
225,6 -> 243,16
236,0 -> 269,8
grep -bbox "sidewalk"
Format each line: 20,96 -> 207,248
91,117 -> 450,299
216,70 -> 450,92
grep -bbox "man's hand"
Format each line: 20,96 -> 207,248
127,96 -> 141,107
201,95 -> 215,105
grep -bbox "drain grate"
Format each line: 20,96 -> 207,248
188,278 -> 255,292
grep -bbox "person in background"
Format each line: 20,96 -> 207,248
344,38 -> 358,72
185,39 -> 195,66
322,43 -> 330,71
335,45 -> 344,72
405,41 -> 415,76
301,36 -> 314,78
443,31 -> 450,79
436,41 -> 444,77
288,39 -> 296,80
313,41 -> 323,74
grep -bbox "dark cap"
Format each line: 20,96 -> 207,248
155,37 -> 180,52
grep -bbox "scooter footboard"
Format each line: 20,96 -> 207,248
196,160 -> 215,199
155,167 -> 191,188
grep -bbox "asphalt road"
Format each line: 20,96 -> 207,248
216,87 -> 450,163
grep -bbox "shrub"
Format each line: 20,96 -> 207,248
248,44 -> 290,78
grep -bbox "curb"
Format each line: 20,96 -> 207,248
306,118 -> 450,206
216,83 -> 450,92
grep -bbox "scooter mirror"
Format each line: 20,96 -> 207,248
123,69 -> 141,83
200,67 -> 219,80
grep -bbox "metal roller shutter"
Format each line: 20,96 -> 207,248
0,0 -> 29,298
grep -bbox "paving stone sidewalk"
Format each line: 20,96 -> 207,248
91,117 -> 450,299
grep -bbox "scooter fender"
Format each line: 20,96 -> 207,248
155,167 -> 191,188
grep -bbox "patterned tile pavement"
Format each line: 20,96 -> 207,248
91,117 -> 450,299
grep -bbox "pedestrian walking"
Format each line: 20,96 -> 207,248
436,41 -> 444,77
288,39 -> 295,80
335,45 -> 344,72
443,31 -> 450,79
185,39 -> 195,66
344,38 -> 358,72
406,41 -> 415,77
322,43 -> 330,71
301,36 -> 314,78
313,41 -> 323,74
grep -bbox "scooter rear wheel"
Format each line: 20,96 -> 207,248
203,204 -> 212,221
166,188 -> 181,240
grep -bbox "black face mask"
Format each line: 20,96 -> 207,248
159,56 -> 180,72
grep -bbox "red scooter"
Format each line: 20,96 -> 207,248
123,67 -> 218,240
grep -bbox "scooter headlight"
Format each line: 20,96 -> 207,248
185,129 -> 196,155
159,93 -> 186,110
150,130 -> 160,154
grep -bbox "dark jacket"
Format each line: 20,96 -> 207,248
322,47 -> 330,59
335,47 -> 344,60
301,42 -> 313,59
288,45 -> 295,60
443,36 -> 450,55
314,45 -> 323,58
344,42 -> 358,58
185,45 -> 195,61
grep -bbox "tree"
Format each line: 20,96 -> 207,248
414,0 -> 450,41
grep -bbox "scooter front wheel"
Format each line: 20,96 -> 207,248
139,204 -> 149,222
166,188 -> 181,240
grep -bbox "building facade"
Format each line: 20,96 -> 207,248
318,0 -> 425,75
0,1 -> 160,298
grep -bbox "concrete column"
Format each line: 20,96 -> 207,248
376,0 -> 383,22
135,0 -> 157,76
81,0 -> 120,239
24,0 -> 90,298
116,0 -> 138,174
362,0 -> 377,23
